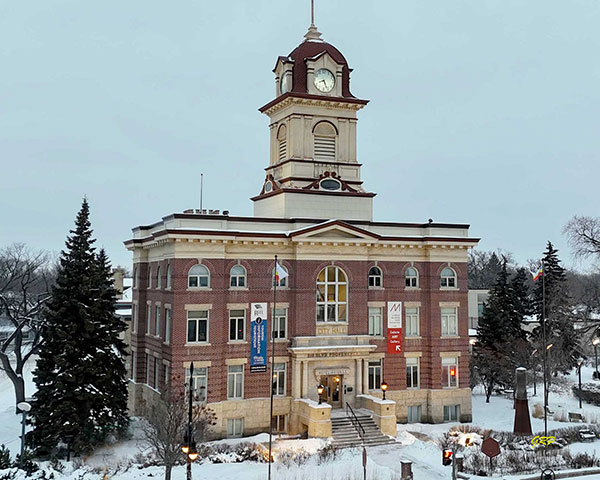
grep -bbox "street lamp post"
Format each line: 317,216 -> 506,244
380,382 -> 388,401
593,338 -> 599,379
578,360 -> 583,409
181,362 -> 199,480
16,402 -> 31,469
317,385 -> 324,404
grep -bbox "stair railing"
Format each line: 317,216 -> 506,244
345,402 -> 365,444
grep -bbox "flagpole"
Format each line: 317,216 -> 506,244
268,254 -> 278,480
541,259 -> 548,438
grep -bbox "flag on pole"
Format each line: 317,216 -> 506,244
275,262 -> 288,284
532,265 -> 543,282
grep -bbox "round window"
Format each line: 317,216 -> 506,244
264,181 -> 273,192
320,179 -> 341,190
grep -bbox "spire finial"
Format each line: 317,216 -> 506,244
304,0 -> 323,42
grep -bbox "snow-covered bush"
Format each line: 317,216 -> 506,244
0,446 -> 11,470
563,451 -> 600,469
573,383 -> 600,406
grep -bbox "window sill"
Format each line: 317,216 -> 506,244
441,336 -> 460,339
229,287 -> 249,291
163,341 -> 171,346
227,341 -> 248,345
271,287 -> 289,291
145,385 -> 161,394
368,335 -> 385,339
405,335 -> 422,340
440,287 -> 459,291
404,287 -> 421,291
187,287 -> 212,292
368,286 -> 384,290
227,397 -> 244,401
271,338 -> 289,343
185,342 -> 212,347
316,321 -> 348,326
442,386 -> 459,390
406,387 -> 420,391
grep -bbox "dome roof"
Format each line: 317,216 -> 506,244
286,39 -> 356,98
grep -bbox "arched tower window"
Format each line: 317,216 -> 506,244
316,266 -> 347,323
188,265 -> 210,288
368,266 -> 382,287
313,122 -> 336,162
230,265 -> 247,288
405,267 -> 419,288
441,267 -> 457,288
277,124 -> 287,162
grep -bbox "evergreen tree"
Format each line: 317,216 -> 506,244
28,199 -> 128,455
532,242 -> 582,377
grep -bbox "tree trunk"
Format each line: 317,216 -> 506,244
13,375 -> 25,413
0,353 -> 25,413
165,464 -> 172,480
485,382 -> 493,403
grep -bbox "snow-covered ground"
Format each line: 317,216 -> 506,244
3,361 -> 600,479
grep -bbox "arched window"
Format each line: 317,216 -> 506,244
405,267 -> 418,288
156,266 -> 161,289
133,267 -> 138,289
188,265 -> 210,288
277,124 -> 287,162
313,122 -> 336,162
273,265 -> 288,287
316,266 -> 347,322
230,265 -> 247,288
368,266 -> 382,287
441,267 -> 457,288
148,266 -> 152,289
166,264 -> 172,289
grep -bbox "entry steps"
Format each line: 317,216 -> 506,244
331,413 -> 396,448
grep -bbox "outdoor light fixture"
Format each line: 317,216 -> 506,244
334,376 -> 340,383
181,443 -> 190,454
546,343 -> 554,350
380,381 -> 388,400
188,443 -> 199,462
317,384 -> 324,404
594,338 -> 600,346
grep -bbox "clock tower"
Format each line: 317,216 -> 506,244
253,22 -> 375,221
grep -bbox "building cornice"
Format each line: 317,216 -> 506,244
259,93 -> 369,115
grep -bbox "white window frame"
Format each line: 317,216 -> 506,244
164,308 -> 171,344
153,357 -> 159,390
272,308 -> 287,339
166,264 -> 172,289
368,360 -> 382,391
164,362 -> 170,389
132,304 -> 138,333
442,357 -> 459,388
130,351 -> 136,381
368,266 -> 382,288
316,266 -> 348,323
273,363 -> 286,396
227,365 -> 244,399
271,414 -> 286,433
148,266 -> 152,289
405,267 -> 418,288
188,264 -> 210,288
133,266 -> 138,289
405,307 -> 420,337
368,307 -> 383,336
441,267 -> 457,288
441,307 -> 458,337
187,310 -> 209,343
273,266 -> 288,287
229,309 -> 245,341
227,418 -> 244,437
185,366 -> 208,402
156,266 -> 161,289
406,357 -> 420,389
155,305 -> 161,338
146,304 -> 151,335
407,405 -> 422,423
230,265 -> 247,288
443,404 -> 460,422
145,354 -> 150,386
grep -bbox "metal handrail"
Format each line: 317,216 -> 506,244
345,402 -> 365,444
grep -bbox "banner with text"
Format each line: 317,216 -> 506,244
250,302 -> 268,372
387,301 -> 403,354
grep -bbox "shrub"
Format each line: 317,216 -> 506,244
0,445 -> 11,469
563,451 -> 600,469
532,403 -> 544,419
573,383 -> 600,406
316,443 -> 339,464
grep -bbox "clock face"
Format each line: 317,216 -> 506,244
280,73 -> 291,94
314,68 -> 335,93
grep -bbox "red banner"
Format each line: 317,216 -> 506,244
387,328 -> 402,354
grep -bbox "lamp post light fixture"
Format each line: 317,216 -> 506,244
16,401 -> 31,469
380,382 -> 389,400
181,361 -> 198,480
593,338 -> 599,379
578,360 -> 583,409
317,384 -> 324,404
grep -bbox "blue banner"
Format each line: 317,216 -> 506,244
250,303 -> 268,373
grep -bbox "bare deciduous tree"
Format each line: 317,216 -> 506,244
141,386 -> 217,480
0,243 -> 53,409
564,216 -> 600,261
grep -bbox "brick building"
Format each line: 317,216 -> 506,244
126,20 -> 479,437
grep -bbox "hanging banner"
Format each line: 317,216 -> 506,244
387,301 -> 403,354
250,302 -> 268,373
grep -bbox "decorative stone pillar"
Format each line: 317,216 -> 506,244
302,360 -> 310,399
363,359 -> 369,393
513,367 -> 532,435
356,358 -> 363,395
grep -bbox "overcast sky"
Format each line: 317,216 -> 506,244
1,0 -> 599,271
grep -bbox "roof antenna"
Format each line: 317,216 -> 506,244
200,173 -> 204,213
304,0 -> 323,42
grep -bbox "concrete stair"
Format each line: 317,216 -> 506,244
331,414 -> 396,448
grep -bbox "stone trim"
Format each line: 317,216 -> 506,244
162,359 -> 171,366
225,358 -> 248,366
154,301 -> 161,306
404,301 -> 422,308
439,301 -> 460,307
152,351 -> 161,358
184,360 -> 212,368
439,351 -> 462,358
164,303 -> 171,309
272,357 -> 289,363
404,351 -> 423,358
185,304 -> 213,310
227,303 -> 249,310
367,301 -> 385,307
370,352 -> 386,359
270,302 -> 290,308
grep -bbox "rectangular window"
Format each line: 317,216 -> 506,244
368,307 -> 383,336
155,305 -> 161,338
227,418 -> 244,437
441,307 -> 458,337
227,365 -> 244,399
229,310 -> 245,341
272,308 -> 287,339
368,360 -> 382,391
153,357 -> 159,390
273,363 -> 286,396
442,357 -> 458,388
443,404 -> 460,422
187,310 -> 209,343
185,366 -> 208,402
407,405 -> 422,423
406,357 -> 420,389
146,305 -> 151,335
164,363 -> 170,389
164,308 -> 171,344
271,415 -> 286,433
405,307 -> 419,337
145,354 -> 150,385
132,304 -> 138,333
130,351 -> 136,381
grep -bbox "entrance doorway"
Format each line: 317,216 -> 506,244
319,375 -> 343,407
